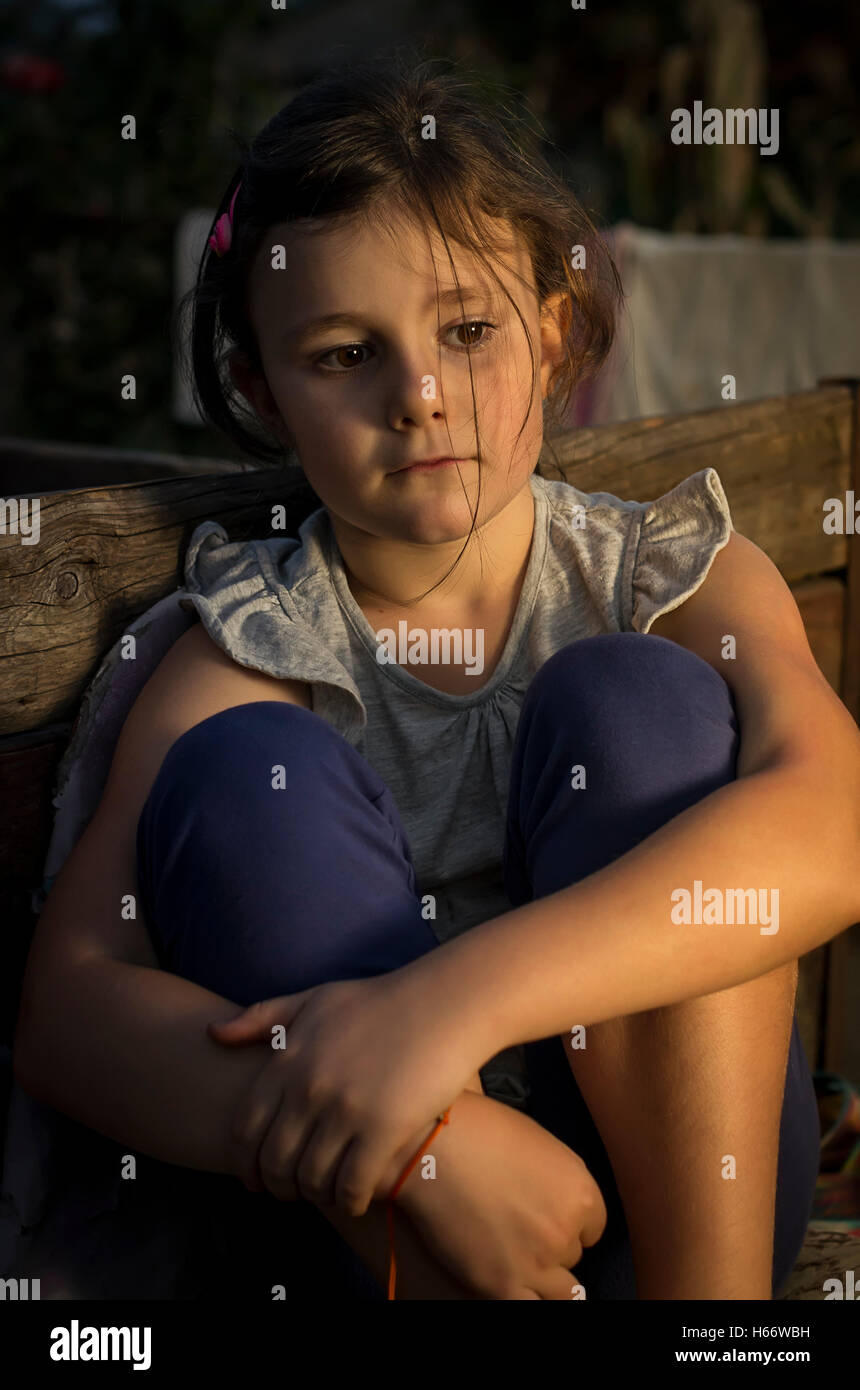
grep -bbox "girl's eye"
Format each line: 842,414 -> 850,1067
316,343 -> 371,372
447,320 -> 497,351
314,320 -> 497,373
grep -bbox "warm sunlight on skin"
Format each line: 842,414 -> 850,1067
229,201 -> 566,611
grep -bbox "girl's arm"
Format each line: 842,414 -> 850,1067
14,620 -> 322,1171
402,533 -> 860,1054
14,623 -> 590,1298
14,947 -> 475,1300
15,811 -> 594,1301
16,891 -> 592,1301
11,782 -> 485,1298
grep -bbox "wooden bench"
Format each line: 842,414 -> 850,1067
2,379 -> 859,1297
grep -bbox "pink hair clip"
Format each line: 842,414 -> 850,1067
208,180 -> 242,258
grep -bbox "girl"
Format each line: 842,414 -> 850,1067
15,54 -> 860,1302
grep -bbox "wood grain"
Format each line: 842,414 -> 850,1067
542,382 -> 851,581
0,469 -> 320,736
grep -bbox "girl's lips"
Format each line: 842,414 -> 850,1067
394,457 -> 467,474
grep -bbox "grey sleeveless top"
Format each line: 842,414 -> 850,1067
180,467 -> 733,1108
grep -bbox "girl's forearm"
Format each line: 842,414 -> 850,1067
15,950 -> 486,1191
16,949 -> 486,1175
15,955 -> 274,1174
402,760 -> 860,1055
15,955 -> 483,1297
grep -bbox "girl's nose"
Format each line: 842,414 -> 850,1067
384,354 -> 447,429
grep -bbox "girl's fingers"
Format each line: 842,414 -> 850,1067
230,1117 -> 275,1194
559,1235 -> 583,1272
257,1106 -> 315,1203
561,1269 -> 587,1301
228,1066 -> 287,1192
579,1183 -> 609,1250
293,1118 -> 347,1207
333,1131 -> 394,1218
559,1201 -> 604,1272
207,991 -> 313,1046
531,1267 -> 587,1301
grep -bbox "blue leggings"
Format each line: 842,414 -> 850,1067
136,633 -> 821,1300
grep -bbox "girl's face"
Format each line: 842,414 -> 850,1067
232,199 -> 565,550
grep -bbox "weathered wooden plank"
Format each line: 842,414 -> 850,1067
0,470 -> 321,736
0,725 -> 70,876
822,379 -> 860,1074
791,577 -> 845,694
543,383 -> 852,581
836,380 -> 860,722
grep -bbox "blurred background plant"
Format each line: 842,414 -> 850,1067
1,0 -> 856,459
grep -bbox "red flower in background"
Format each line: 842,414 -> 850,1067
0,53 -> 66,94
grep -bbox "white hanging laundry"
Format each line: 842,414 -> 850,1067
580,223 -> 860,425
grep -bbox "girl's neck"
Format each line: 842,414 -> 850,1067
330,481 -> 537,621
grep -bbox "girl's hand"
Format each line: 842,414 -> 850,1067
206,972 -> 491,1216
395,1088 -> 607,1299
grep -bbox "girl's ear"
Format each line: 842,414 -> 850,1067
228,349 -> 295,451
539,292 -> 568,399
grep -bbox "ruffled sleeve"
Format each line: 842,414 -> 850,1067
629,467 -> 733,632
180,520 -> 367,744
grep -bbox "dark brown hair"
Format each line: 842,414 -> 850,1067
180,49 -> 623,596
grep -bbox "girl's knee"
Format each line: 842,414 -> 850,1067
136,699 -> 374,913
529,631 -> 736,727
520,635 -> 739,787
135,700 -> 430,998
139,700 -> 384,839
507,632 -> 742,890
151,700 -> 345,795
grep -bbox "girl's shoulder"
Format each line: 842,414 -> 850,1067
178,507 -> 366,739
179,504 -> 345,668
537,464 -> 731,538
182,506 -> 326,608
535,466 -> 733,634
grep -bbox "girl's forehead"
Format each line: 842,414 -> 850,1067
251,208 -> 533,303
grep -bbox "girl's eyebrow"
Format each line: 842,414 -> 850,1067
283,287 -> 491,342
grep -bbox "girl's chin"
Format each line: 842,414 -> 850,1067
391,518 -> 491,546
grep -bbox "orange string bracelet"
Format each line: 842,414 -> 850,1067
386,1108 -> 451,1300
